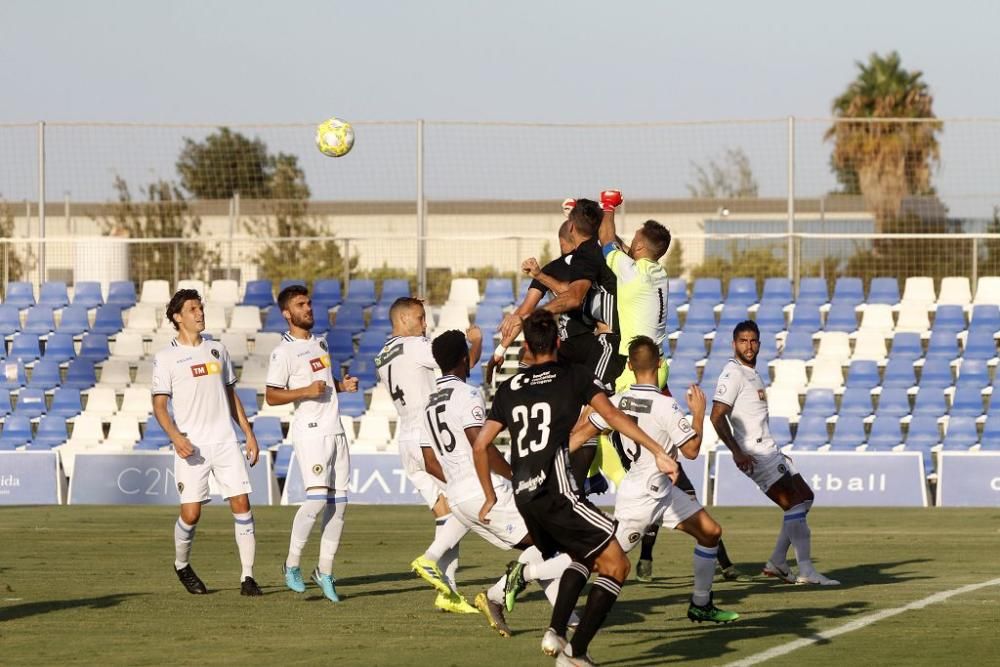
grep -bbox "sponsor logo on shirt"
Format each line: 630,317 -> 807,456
310,355 -> 331,372
190,361 -> 222,377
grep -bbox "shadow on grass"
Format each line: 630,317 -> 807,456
0,593 -> 146,622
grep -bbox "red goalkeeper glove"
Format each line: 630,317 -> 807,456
600,189 -> 623,212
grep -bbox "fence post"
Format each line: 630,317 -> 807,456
37,121 -> 46,286
416,119 -> 426,299
342,238 -> 351,296
972,237 -> 979,290
173,241 -> 179,290
787,116 -> 796,285
229,193 -> 239,280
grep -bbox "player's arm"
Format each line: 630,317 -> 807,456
498,288 -> 543,345
153,394 -> 195,459
677,386 -> 707,460
465,425 -> 511,479
420,446 -> 447,484
541,278 -> 591,315
265,382 -> 328,406
710,400 -> 753,474
522,259 -> 572,296
226,383 -> 258,466
466,325 -> 483,367
471,419 -> 506,523
334,373 -> 358,393
590,392 -> 679,479
568,419 -> 601,454
598,189 -> 623,247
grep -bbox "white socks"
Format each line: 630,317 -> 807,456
318,496 -> 347,575
286,496 -> 326,569
439,545 -> 460,592
524,550 -> 571,583
783,502 -> 813,574
423,513 -> 468,562
692,544 -> 718,606
233,511 -> 256,581
174,518 -> 196,570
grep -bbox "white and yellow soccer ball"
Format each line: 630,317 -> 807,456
315,117 -> 355,157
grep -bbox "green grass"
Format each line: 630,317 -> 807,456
0,506 -> 997,666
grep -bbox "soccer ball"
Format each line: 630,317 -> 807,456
315,117 -> 355,158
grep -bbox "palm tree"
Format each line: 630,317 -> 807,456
825,51 -> 941,230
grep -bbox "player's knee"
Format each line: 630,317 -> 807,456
704,519 -> 722,545
614,553 -> 631,581
180,506 -> 201,525
229,494 -> 251,514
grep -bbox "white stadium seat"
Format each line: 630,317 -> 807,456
110,332 -> 145,362
251,332 -> 282,358
176,279 -> 207,297
118,387 -> 153,419
366,383 -> 398,419
354,412 -> 393,450
132,361 -> 154,390
895,302 -> 931,335
83,386 -> 119,420
125,304 -> 159,335
436,304 -> 471,332
220,332 -> 250,363
69,413 -> 106,445
140,280 -> 171,308
815,332 -> 851,365
208,279 -> 240,307
809,357 -> 845,391
900,276 -> 935,308
228,306 -> 263,334
446,278 -> 480,309
105,414 -> 141,448
340,415 -> 357,444
203,303 -> 229,335
766,385 -> 801,419
98,360 -> 133,391
937,277 -> 972,307
853,329 -> 889,363
771,359 -> 808,394
148,332 -> 175,355
238,356 -> 269,387
859,304 -> 895,338
973,277 -> 1000,306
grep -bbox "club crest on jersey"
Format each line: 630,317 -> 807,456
177,482 -> 184,493
472,406 -> 485,422
778,463 -> 787,474
309,355 -> 331,372
679,419 -> 692,433
190,361 -> 221,377
211,348 -> 220,359
717,385 -> 727,395
319,339 -> 328,351
758,389 -> 766,401
312,464 -> 324,475
628,531 -> 641,544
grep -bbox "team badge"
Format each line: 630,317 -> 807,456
472,406 -> 485,422
717,385 -> 727,395
319,339 -> 328,351
177,482 -> 184,493
211,348 -> 220,359
777,463 -> 787,474
628,532 -> 641,544
758,389 -> 766,401
312,464 -> 324,475
679,419 -> 692,433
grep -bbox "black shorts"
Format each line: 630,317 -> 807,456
589,333 -> 626,393
558,334 -> 595,367
516,489 -> 618,561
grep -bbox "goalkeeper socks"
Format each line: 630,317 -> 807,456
692,544 -> 719,606
174,518 -> 196,569
318,496 -> 347,574
233,511 -> 256,581
286,496 -> 325,569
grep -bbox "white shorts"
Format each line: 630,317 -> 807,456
293,433 -> 350,494
743,449 -> 797,493
174,440 -> 251,504
451,484 -> 529,550
614,486 -> 703,554
398,428 -> 446,509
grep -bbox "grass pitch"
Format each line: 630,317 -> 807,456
0,506 -> 997,666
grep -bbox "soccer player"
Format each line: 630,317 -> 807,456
423,330 -> 576,638
265,285 -> 359,603
570,336 -> 740,623
472,310 -> 680,666
152,289 -> 261,596
374,296 -> 483,613
711,320 -> 840,586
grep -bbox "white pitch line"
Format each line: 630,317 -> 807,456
724,577 -> 1000,667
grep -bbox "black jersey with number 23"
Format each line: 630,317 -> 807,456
488,362 -> 603,502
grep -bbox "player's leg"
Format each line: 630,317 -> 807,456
173,450 -> 211,594
674,509 -> 739,623
284,436 -> 334,593
565,537 -> 629,663
312,434 -> 350,602
766,472 -> 837,585
212,441 -> 259,595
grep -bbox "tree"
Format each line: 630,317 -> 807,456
0,199 -> 26,283
825,51 -> 941,228
686,148 -> 759,199
663,238 -> 684,278
177,128 -> 271,200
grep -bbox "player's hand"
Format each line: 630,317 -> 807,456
304,380 -> 328,399
485,355 -> 500,384
478,494 -> 497,524
244,433 -> 260,467
655,451 -> 680,483
466,325 -> 483,347
733,450 -> 755,475
521,257 -> 541,278
600,189 -> 623,212
686,384 -> 706,415
498,313 -> 523,343
340,374 -> 359,393
172,434 -> 196,459
561,198 -> 576,216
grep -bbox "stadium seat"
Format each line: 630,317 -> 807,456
110,332 -> 145,362
347,358 -> 378,390
963,328 -> 998,362
252,416 -> 285,447
937,277 -> 972,307
950,384 -> 985,417
241,280 -> 275,308
278,279 -> 306,293
981,414 -> 1000,446
858,304 -> 895,338
726,277 -> 758,306
474,303 -> 505,332
673,332 -> 708,360
260,306 -> 290,334
48,387 -> 83,418
839,389 -> 873,417
682,301 -> 716,334
437,304 -> 471,333
332,303 -> 366,334
824,301 -> 858,333
132,361 -> 154,391
227,306 -> 263,334
105,415 -> 141,448
237,357 -> 269,387
754,299 -> 787,331
140,280 -> 171,308
138,416 -> 170,448
808,358 -> 844,391
816,332 -> 851,364
251,332 -> 281,358
480,279 -> 513,307
932,305 -> 966,335
845,360 -> 880,391
919,356 -> 954,388
62,359 -> 97,390
91,305 -> 125,336
14,388 -> 47,419
9,333 -> 42,363
57,305 -> 91,336
926,330 -> 960,360
0,359 -> 27,390
78,333 -> 110,363
106,281 -> 138,309
72,281 -> 105,309
118,387 -> 153,420
175,279 -> 206,297
691,278 -> 723,304
912,388 -> 947,418
766,385 -> 801,419
700,357 -> 730,395
5,282 -> 35,309
830,415 -> 867,450
867,416 -> 903,449
346,279 -> 378,307
337,391 -> 366,418
800,389 -> 836,420
882,357 -> 916,388
942,416 -> 979,450
832,277 -> 864,307
34,415 -> 69,448
208,279 -> 240,306
67,413 -> 105,446
718,304 -> 749,333
219,333 -> 249,363
0,415 -> 32,448
955,358 -> 990,389
969,305 -> 1000,332
771,360 -> 808,394
380,278 -> 412,305
27,359 -> 62,391
875,386 -> 911,417
901,277 -> 936,308
200,303 -> 228,335
357,329 -> 390,357
793,415 -> 828,450
973,277 -> 1000,306
0,390 -> 12,420
369,302 -> 392,328
667,278 -> 688,306
236,386 -> 259,420
0,303 -> 22,336
889,332 -> 923,362
23,306 -> 56,335
895,302 -> 930,335
906,414 -> 941,450
797,278 -> 828,305
769,416 -> 792,448
787,304 -> 822,335
326,330 -> 355,364
665,358 -> 697,390
355,412 -> 393,450
761,278 -> 792,305
867,277 -> 900,305
83,386 -> 119,420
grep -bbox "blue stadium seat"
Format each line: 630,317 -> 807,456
969,305 -> 1000,332
23,306 -> 56,335
797,277 -> 829,304
726,278 -> 757,306
72,281 -> 105,309
839,389 -> 873,417
344,279 -> 377,307
337,392 -> 366,418
77,333 -> 110,363
326,330 -> 354,364
787,304 -> 822,334
919,357 -> 953,388
379,278 -> 412,304
260,306 -> 289,334
801,389 -> 836,420
236,387 -> 259,419
769,416 -> 792,448
27,359 -> 62,391
9,334 -> 41,363
832,277 -> 863,307
981,414 -> 1000,448
830,415 -> 867,450
942,416 -> 979,449
754,300 -> 787,331
273,444 -> 293,478
912,388 -> 947,418
347,358 -> 378,389
793,415 -> 828,450
0,360 -> 27,390
845,360 -> 880,391
0,304 -> 22,336
867,416 -> 903,449
761,278 -> 792,306
252,416 -> 284,447
469,362 -> 484,386
932,305 -> 966,335
700,357 -> 729,395
43,333 -> 77,364
718,304 -> 749,333
905,415 -> 941,450
755,338 -> 778,381
889,332 -> 923,362
357,329 -> 390,356
666,363 -> 698,395
106,281 -> 137,308
692,279 -> 722,304
673,332 -> 708,360
950,384 -> 985,417
48,387 -> 82,418
475,303 -> 505,332
0,390 -> 11,419
824,301 -> 858,333
0,415 -> 32,448
875,386 -> 911,417
34,415 -> 68,447
963,328 -> 998,362
57,305 -> 91,336
278,279 -> 306,293
781,330 -> 815,361
369,302 -> 392,328
309,305 -> 332,336
333,303 -> 366,334
5,282 -> 35,309
39,282 -> 69,309
882,357 -> 917,388
481,279 -> 513,306
682,301 -> 716,335
241,280 -> 275,308
312,278 -> 343,306
62,359 -> 97,390
139,416 -> 170,448
666,304 -> 681,334
955,358 -> 989,389
90,305 -> 125,336
667,279 -> 688,307
13,388 -> 46,419
925,331 -> 959,360
867,277 -> 900,305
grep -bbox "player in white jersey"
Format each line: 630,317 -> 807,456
421,330 -> 576,638
374,297 -> 484,614
711,320 -> 840,586
265,285 -> 359,603
152,289 -> 261,596
571,336 -> 739,624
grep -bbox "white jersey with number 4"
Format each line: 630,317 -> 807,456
713,359 -> 775,456
374,335 -> 437,442
589,384 -> 695,505
265,332 -> 343,441
423,375 -> 501,503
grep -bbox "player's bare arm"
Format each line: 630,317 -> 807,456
225,384 -> 259,466
568,420 -> 601,454
465,425 -> 512,479
466,325 -> 483,367
522,258 -> 572,296
710,400 -> 754,474
590,392 -> 679,479
334,373 -> 359,393
265,380 -> 328,406
677,385 -> 707,460
498,288 -> 543,345
541,278 -> 592,315
153,394 -> 195,459
471,419 -> 506,523
420,446 -> 447,484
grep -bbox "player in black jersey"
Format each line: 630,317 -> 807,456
471,310 -> 678,666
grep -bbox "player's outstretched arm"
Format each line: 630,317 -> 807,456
710,400 -> 754,474
466,325 -> 483,367
590,392 -> 679,479
678,385 -> 707,460
471,419 -> 506,523
153,394 -> 195,459
541,278 -> 592,315
523,258 -> 572,296
226,384 -> 259,466
569,418 -> 601,453
598,189 -> 623,247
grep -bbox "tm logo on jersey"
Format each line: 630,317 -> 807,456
309,355 -> 332,372
190,362 -> 221,377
